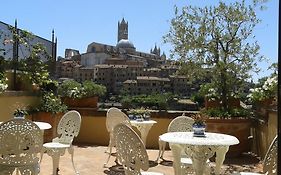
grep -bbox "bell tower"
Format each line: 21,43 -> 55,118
117,18 -> 128,42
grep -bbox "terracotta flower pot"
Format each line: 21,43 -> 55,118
62,96 -> 98,108
205,97 -> 240,109
31,112 -> 63,142
206,118 -> 252,157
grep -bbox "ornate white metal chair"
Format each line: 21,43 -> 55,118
0,119 -> 43,175
156,114 -> 194,161
114,123 -> 164,175
40,110 -> 81,175
232,135 -> 278,175
104,107 -> 131,167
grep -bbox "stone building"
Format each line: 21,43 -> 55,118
56,60 -> 79,79
123,76 -> 170,95
57,18 -> 196,96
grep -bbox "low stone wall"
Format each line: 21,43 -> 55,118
206,118 -> 252,157
72,109 -> 198,149
0,91 -> 39,121
1,92 -> 271,158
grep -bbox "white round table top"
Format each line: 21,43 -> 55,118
160,132 -> 239,146
43,142 -> 70,148
0,121 -> 52,130
130,120 -> 157,124
33,121 -> 52,130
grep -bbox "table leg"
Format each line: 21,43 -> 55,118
214,146 -> 229,175
187,146 -> 215,175
170,144 -> 182,175
132,124 -> 154,146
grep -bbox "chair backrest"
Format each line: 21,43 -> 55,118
168,114 -> 194,132
263,135 -> 277,174
0,119 -> 43,166
114,123 -> 149,175
56,110 -> 82,144
106,107 -> 131,133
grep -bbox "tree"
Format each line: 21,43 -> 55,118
0,23 -> 53,90
164,0 -> 266,111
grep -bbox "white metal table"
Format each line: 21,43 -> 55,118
130,120 -> 157,146
159,131 -> 239,175
0,121 -> 51,130
33,121 -> 52,130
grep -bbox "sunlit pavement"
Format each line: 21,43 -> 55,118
39,145 -> 263,175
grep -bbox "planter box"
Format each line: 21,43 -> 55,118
205,98 -> 240,109
206,118 -> 252,157
62,96 -> 98,108
31,112 -> 63,142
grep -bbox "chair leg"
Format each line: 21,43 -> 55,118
105,140 -> 110,153
51,152 -> 60,175
156,139 -> 166,162
40,147 -> 46,163
104,138 -> 114,167
105,134 -> 113,153
68,146 -> 79,174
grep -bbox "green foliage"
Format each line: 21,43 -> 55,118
121,93 -> 173,110
0,58 -> 10,73
0,72 -> 8,93
19,43 -> 51,87
247,74 -> 277,102
82,80 -> 106,97
191,93 -> 205,108
58,80 -> 106,99
192,113 -> 207,126
34,92 -> 67,114
164,0 -> 265,111
58,80 -> 82,98
201,107 -> 251,119
1,26 -> 53,90
13,108 -> 28,117
128,107 -> 151,116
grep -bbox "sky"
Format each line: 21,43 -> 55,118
1,0 -> 278,81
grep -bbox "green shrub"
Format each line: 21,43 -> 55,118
82,80 -> 106,97
121,93 -> 173,110
34,92 -> 67,114
58,80 -> 106,99
58,80 -> 82,98
201,107 -> 251,119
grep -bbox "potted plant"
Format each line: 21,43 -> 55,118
191,113 -> 207,137
13,108 -> 29,119
31,92 -> 67,142
247,74 -> 277,109
15,42 -> 52,91
200,107 -> 252,157
127,108 -> 151,121
58,80 -> 106,108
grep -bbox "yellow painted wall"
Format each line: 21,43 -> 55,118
74,115 -> 173,149
75,116 -> 109,146
1,92 -> 274,155
0,92 -> 39,121
145,118 -> 172,148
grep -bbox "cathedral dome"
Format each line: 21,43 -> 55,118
116,39 -> 135,49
